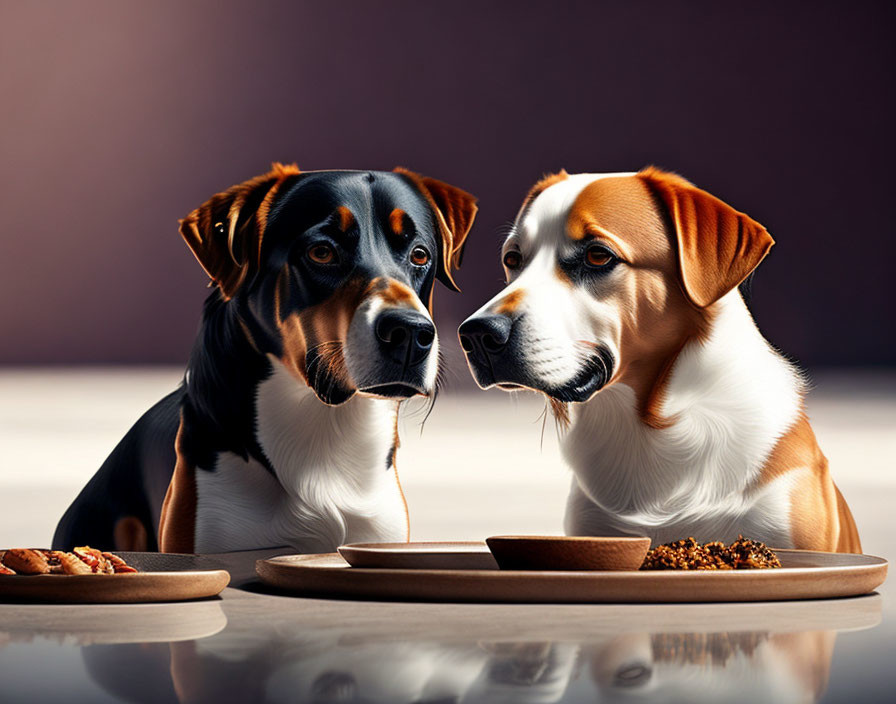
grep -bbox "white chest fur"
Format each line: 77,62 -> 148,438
194,357 -> 407,553
563,292 -> 804,546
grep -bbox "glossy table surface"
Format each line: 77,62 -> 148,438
0,553 -> 892,704
1,372 -> 893,703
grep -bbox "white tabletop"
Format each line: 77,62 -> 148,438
0,370 -> 893,702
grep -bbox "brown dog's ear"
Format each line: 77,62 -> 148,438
638,166 -> 774,308
394,167 -> 478,292
179,162 -> 301,299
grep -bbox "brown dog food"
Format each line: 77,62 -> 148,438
640,536 -> 781,570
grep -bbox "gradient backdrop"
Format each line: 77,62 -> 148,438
1,1 -> 894,376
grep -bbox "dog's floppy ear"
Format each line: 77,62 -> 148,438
179,162 -> 301,299
394,167 -> 478,292
638,166 -> 774,308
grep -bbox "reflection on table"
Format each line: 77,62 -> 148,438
1,590 -> 878,703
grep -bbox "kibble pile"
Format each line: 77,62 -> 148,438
640,536 -> 782,570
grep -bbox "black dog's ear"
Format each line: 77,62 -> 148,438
394,167 -> 478,292
179,163 -> 301,299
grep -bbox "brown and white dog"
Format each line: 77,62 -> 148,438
459,167 -> 860,553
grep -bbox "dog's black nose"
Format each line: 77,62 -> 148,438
375,309 -> 435,367
458,314 -> 512,355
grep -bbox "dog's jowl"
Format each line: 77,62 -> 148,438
459,167 -> 860,553
54,164 -> 477,553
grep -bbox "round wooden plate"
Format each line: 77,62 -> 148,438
256,550 -> 887,603
0,552 -> 230,603
0,571 -> 230,603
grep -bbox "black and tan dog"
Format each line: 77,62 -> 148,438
54,163 -> 476,554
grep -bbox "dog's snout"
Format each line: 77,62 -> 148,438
375,309 -> 434,367
458,314 -> 512,355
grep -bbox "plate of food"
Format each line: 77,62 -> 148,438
0,547 -> 230,603
257,536 -> 888,603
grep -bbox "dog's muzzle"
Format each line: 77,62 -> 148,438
458,312 -> 517,389
376,309 -> 435,367
459,313 -> 614,403
360,309 -> 435,399
459,313 -> 511,361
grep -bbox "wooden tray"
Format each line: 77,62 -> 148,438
0,551 -> 230,603
256,549 -> 887,603
338,541 -> 498,570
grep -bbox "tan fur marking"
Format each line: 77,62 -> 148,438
755,412 -> 824,486
389,208 -> 406,236
564,175 -> 711,427
274,265 -> 291,325
226,191 -> 251,264
636,340 -> 691,430
834,485 -> 861,553
637,165 -> 774,308
158,417 -> 197,553
183,220 -> 203,251
789,468 -> 845,552
753,412 -> 861,552
255,176 -> 289,241
379,279 -> 417,307
277,279 -> 369,387
393,167 -> 478,291
113,516 -> 148,552
335,205 -> 355,232
277,312 -> 310,383
494,288 -> 525,315
638,165 -> 694,189
567,176 -> 665,252
180,162 -> 300,300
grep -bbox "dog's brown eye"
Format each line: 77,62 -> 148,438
586,247 -> 614,268
410,246 -> 430,266
307,243 -> 336,265
503,251 -> 522,270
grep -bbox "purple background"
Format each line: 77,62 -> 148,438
1,2 -> 894,368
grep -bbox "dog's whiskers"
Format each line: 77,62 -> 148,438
494,219 -> 517,240
536,402 -> 549,450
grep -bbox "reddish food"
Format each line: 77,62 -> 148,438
0,547 -> 138,575
51,550 -> 93,575
102,551 -> 138,574
1,548 -> 50,574
74,546 -> 114,573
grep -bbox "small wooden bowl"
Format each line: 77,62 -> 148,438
486,535 -> 651,571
